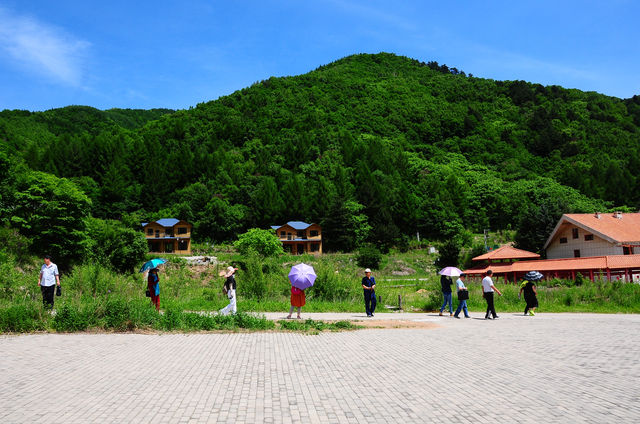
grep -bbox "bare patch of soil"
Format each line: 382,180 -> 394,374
355,320 -> 440,330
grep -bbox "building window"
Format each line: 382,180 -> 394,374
310,230 -> 319,237
287,233 -> 292,240
623,246 -> 631,255
559,237 -> 568,244
310,243 -> 319,252
280,231 -> 286,238
572,228 -> 579,239
297,230 -> 305,239
178,240 -> 189,250
574,249 -> 580,258
147,228 -> 153,235
584,234 -> 594,241
177,227 -> 187,234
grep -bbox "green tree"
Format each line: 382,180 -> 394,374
85,217 -> 148,273
234,228 -> 284,258
11,171 -> 91,268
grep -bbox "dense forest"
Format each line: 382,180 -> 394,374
1,52 -> 639,266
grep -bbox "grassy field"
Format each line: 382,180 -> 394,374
2,248 -> 640,333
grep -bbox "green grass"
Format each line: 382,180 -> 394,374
2,250 -> 640,333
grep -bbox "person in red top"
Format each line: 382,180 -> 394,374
287,285 -> 306,319
147,268 -> 160,312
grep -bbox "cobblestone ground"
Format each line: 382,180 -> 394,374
1,313 -> 639,423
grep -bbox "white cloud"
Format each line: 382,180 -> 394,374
0,7 -> 90,86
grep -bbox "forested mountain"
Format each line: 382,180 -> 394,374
1,53 -> 639,254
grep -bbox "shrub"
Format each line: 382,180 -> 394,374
423,290 -> 442,311
234,228 -> 284,258
85,218 -> 149,274
103,297 -> 134,331
356,245 -> 382,269
0,303 -> 45,332
53,304 -> 89,332
241,253 -> 267,300
309,262 -> 353,302
158,305 -> 183,330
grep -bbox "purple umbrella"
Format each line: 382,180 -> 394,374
438,266 -> 463,277
288,263 -> 317,290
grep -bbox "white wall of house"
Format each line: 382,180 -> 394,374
546,225 -> 623,259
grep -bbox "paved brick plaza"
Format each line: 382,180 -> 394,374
1,313 -> 639,423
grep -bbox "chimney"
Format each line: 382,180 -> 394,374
594,212 -> 601,219
613,211 -> 623,219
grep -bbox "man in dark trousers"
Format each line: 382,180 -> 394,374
38,255 -> 60,309
361,268 -> 376,317
439,274 -> 453,316
482,270 -> 503,319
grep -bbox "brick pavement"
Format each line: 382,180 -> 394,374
1,313 -> 639,423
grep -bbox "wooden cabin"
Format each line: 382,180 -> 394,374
270,221 -> 322,255
141,218 -> 192,254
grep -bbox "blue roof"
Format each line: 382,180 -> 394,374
287,221 -> 312,230
272,221 -> 315,230
156,218 -> 180,227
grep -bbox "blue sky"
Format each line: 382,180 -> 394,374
0,0 -> 638,111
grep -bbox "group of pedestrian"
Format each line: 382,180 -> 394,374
438,269 -> 538,319
439,273 -> 470,318
38,255 -> 538,319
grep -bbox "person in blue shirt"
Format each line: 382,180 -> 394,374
453,274 -> 471,318
361,268 -> 376,317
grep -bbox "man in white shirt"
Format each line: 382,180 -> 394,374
38,255 -> 60,308
481,270 -> 502,320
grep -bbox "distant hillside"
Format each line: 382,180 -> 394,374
1,53 -> 638,251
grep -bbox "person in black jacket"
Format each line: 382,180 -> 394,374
439,274 -> 453,316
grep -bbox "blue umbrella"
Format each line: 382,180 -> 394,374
139,258 -> 167,273
288,263 -> 317,290
523,271 -> 543,281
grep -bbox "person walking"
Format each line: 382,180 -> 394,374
147,268 -> 161,312
220,266 -> 238,315
439,274 -> 453,316
286,285 -> 306,319
453,274 -> 470,318
361,268 -> 376,317
519,279 -> 539,316
482,270 -> 502,319
38,255 -> 60,309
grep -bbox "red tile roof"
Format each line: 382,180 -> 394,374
544,213 -> 640,249
472,245 -> 540,261
463,255 -> 640,276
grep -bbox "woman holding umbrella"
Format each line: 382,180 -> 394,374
140,258 -> 166,312
287,286 -> 305,319
148,268 -> 161,312
519,271 -> 541,316
287,263 -> 316,319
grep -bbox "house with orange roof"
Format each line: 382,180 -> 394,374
464,212 -> 640,283
544,212 -> 640,259
472,245 -> 540,263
